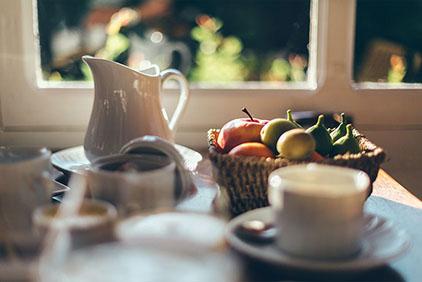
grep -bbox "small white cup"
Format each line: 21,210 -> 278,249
120,135 -> 193,199
86,154 -> 177,216
33,199 -> 117,249
268,164 -> 370,260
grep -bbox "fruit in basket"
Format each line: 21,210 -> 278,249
330,113 -> 347,143
309,151 -> 325,162
217,108 -> 268,153
229,142 -> 274,158
260,119 -> 298,152
276,129 -> 315,160
286,109 -> 302,128
305,115 -> 332,156
332,124 -> 361,156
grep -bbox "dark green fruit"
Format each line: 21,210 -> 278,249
330,113 -> 347,143
260,118 -> 297,152
286,109 -> 302,128
305,115 -> 332,156
332,124 -> 361,156
276,129 -> 315,160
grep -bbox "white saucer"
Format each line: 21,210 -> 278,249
225,207 -> 410,272
51,145 -> 202,174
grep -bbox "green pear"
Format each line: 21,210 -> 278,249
260,118 -> 297,152
332,124 -> 361,156
305,115 -> 332,156
277,129 -> 315,160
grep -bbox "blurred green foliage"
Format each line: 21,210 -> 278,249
189,17 -> 250,82
81,33 -> 130,81
58,16 -> 308,83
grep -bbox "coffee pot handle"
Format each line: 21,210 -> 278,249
160,69 -> 190,132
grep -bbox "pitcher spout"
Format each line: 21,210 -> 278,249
82,55 -> 160,79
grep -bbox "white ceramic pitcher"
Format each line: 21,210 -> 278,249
82,56 -> 190,162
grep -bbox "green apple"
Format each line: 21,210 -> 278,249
260,118 -> 297,152
277,129 -> 315,160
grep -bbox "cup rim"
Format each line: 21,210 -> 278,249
90,154 -> 176,177
33,199 -> 117,228
0,146 -> 51,167
268,164 -> 370,197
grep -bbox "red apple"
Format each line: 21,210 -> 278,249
217,108 -> 268,153
229,142 -> 274,158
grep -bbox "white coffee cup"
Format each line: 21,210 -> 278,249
268,164 -> 370,260
0,147 -> 54,247
86,154 -> 177,216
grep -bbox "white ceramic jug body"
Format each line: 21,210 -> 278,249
82,56 -> 189,162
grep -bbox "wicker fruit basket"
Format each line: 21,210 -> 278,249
208,128 -> 386,216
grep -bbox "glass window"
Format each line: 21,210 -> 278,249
354,0 -> 422,83
37,0 -> 311,84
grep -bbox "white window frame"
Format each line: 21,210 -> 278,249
0,0 -> 421,150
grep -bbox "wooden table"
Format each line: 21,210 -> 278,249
184,159 -> 422,282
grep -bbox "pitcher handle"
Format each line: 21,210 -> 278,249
160,69 -> 190,132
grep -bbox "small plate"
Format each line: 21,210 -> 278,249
116,212 -> 227,250
226,207 -> 410,272
51,145 -> 202,174
38,240 -> 239,282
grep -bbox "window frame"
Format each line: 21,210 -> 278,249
0,0 -> 421,150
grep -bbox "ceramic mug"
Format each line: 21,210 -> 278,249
268,164 -> 370,259
119,135 -> 193,199
86,154 -> 177,216
33,199 -> 117,249
0,147 -> 54,247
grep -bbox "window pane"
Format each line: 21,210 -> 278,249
354,0 -> 422,83
37,0 -> 310,83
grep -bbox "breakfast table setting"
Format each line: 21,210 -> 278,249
0,57 -> 421,282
